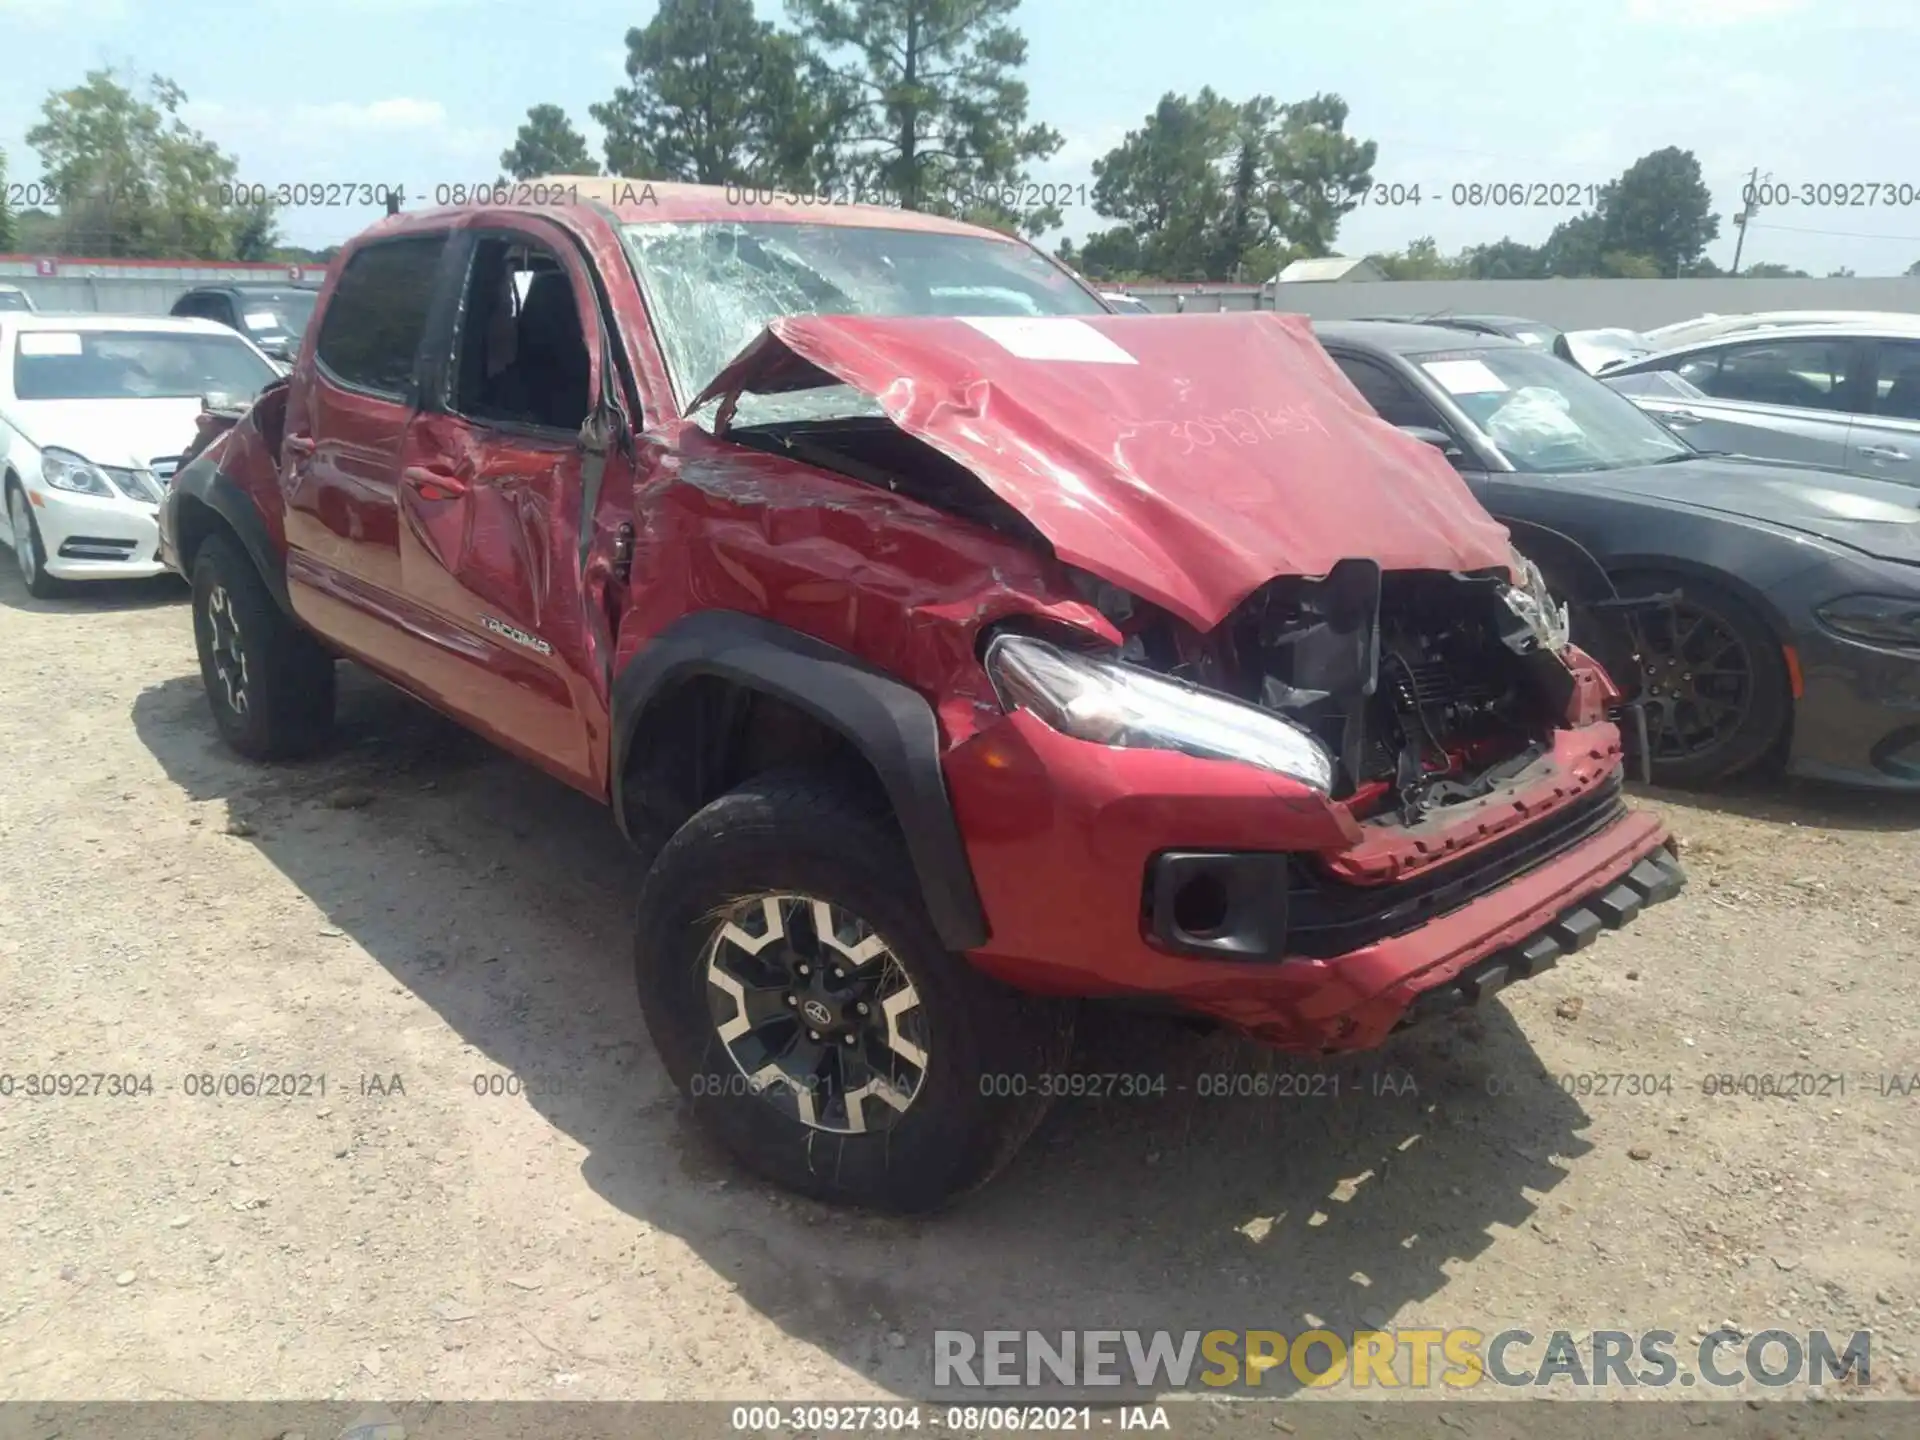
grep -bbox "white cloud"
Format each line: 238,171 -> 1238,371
1625,0 -> 1805,23
290,98 -> 449,133
0,0 -> 126,29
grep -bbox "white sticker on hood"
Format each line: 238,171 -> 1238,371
960,316 -> 1137,365
18,331 -> 84,356
1422,359 -> 1509,395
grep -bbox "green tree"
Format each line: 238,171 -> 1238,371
1368,235 -> 1469,280
1742,261 -> 1809,278
592,0 -> 836,187
231,201 -> 279,262
788,0 -> 1063,234
1602,146 -> 1719,277
0,148 -> 14,251
26,69 -> 257,258
1828,265 -> 1856,278
501,104 -> 599,180
1082,89 -> 1373,280
1538,211 -> 1605,277
1461,237 -> 1544,279
1597,249 -> 1661,278
1907,258 -> 1920,277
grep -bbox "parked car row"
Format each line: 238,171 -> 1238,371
1314,319 -> 1920,794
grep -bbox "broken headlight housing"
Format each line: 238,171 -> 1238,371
1500,552 -> 1571,655
984,632 -> 1336,792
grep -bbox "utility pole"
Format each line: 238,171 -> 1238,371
1729,166 -> 1763,275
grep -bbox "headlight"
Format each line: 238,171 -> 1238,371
102,466 -> 165,504
1817,594 -> 1920,650
39,447 -> 116,498
984,632 -> 1336,792
1501,552 -> 1571,655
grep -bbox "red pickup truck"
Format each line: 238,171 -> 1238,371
161,179 -> 1683,1211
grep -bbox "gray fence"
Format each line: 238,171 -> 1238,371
1123,277 -> 1920,329
3,263 -> 329,316
14,268 -> 1920,333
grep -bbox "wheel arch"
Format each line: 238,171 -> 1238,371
1500,518 -> 1619,605
1602,551 -> 1799,651
170,458 -> 293,617
612,611 -> 989,952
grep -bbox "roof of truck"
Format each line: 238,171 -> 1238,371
360,176 -> 1004,244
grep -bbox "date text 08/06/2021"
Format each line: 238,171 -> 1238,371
727,1406 -> 1171,1433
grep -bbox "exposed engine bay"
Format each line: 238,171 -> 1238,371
725,415 -> 1578,824
1071,562 -> 1574,823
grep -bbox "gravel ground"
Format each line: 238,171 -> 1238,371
1,569 -> 1917,1406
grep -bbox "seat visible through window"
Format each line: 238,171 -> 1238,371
455,241 -> 591,431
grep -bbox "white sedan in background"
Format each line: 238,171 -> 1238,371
0,314 -> 280,597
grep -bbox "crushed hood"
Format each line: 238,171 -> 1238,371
690,312 -> 1515,629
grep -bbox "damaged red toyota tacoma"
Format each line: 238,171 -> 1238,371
160,179 -> 1684,1211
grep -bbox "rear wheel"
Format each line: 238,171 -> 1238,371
634,771 -> 1072,1212
1614,571 -> 1790,787
6,481 -> 60,599
190,533 -> 336,759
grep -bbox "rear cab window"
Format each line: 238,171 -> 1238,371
313,236 -> 450,399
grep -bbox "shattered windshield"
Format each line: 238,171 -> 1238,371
620,221 -> 1102,426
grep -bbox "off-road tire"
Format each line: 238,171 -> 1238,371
190,533 -> 335,760
6,479 -> 60,599
1614,570 -> 1790,788
634,770 -> 1073,1212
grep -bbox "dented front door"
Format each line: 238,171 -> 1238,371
392,222 -> 628,792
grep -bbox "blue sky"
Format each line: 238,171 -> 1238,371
3,0 -> 1916,274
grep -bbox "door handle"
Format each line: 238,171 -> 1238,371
1858,444 -> 1909,461
402,466 -> 468,499
1663,409 -> 1704,426
284,433 -> 316,457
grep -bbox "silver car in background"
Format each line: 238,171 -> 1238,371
1642,310 -> 1920,351
1600,322 -> 1920,483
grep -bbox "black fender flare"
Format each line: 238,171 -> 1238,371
169,452 -> 293,617
610,611 -> 990,952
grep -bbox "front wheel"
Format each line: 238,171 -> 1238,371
191,533 -> 336,759
634,771 -> 1072,1212
1614,571 -> 1790,787
6,482 -> 60,599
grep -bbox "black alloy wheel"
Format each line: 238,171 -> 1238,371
703,892 -> 930,1135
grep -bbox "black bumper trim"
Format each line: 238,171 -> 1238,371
1393,847 -> 1685,1031
1283,774 -> 1628,960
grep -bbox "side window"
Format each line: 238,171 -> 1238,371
1870,340 -> 1920,422
1332,354 -> 1446,430
446,235 -> 592,432
1673,352 -> 1721,390
1694,338 -> 1853,412
313,236 -> 448,399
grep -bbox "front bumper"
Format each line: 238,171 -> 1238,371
945,710 -> 1682,1052
30,486 -> 166,581
1787,626 -> 1920,790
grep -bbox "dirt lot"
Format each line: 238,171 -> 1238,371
2,568 -> 1918,1406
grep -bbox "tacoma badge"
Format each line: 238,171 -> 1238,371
480,616 -> 553,656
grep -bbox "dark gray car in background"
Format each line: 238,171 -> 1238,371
1315,320 -> 1920,791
